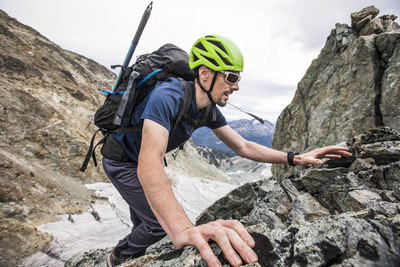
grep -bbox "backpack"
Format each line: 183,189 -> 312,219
80,43 -> 213,172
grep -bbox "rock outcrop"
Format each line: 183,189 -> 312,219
0,9 -> 118,266
66,127 -> 400,266
272,6 -> 400,180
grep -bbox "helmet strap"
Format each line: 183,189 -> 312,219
196,71 -> 218,105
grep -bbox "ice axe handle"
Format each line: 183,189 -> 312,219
111,2 -> 153,92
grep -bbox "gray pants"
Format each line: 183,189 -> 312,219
102,157 -> 166,259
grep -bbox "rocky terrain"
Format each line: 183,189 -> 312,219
66,127 -> 400,267
0,8 -> 117,266
272,6 -> 400,181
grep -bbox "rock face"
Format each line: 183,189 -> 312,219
0,9 -> 118,266
272,6 -> 400,180
74,127 -> 397,267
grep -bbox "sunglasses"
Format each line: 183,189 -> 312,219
220,71 -> 241,84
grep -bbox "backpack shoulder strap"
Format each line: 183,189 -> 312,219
183,103 -> 215,129
170,79 -> 192,138
164,79 -> 192,166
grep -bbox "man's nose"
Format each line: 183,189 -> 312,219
231,82 -> 239,91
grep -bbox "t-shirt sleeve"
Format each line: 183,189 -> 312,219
205,107 -> 227,129
140,83 -> 183,132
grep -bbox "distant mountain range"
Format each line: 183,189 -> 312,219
191,119 -> 275,151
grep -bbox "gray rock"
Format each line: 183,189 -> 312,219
65,248 -> 110,267
196,178 -> 292,228
316,172 -> 370,213
347,189 -> 382,210
357,161 -> 400,190
359,17 -> 384,36
376,33 -> 400,63
245,179 -> 290,228
272,31 -> 380,180
349,157 -> 376,173
335,23 -> 353,47
379,190 -> 398,202
351,6 -> 380,29
273,19 -> 400,180
122,216 -> 400,267
380,33 -> 400,130
300,167 -> 348,194
367,201 -> 400,218
196,182 -> 257,225
355,14 -> 373,31
352,127 -> 400,148
380,14 -> 400,32
355,141 -> 400,165
280,178 -> 300,202
288,193 -> 330,224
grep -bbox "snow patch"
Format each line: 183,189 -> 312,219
23,174 -> 238,266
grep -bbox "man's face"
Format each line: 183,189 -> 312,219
211,71 -> 240,107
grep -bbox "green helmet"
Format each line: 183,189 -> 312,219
189,35 -> 244,72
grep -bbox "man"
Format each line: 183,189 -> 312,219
103,34 -> 352,267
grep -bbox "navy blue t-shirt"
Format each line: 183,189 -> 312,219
113,78 -> 227,162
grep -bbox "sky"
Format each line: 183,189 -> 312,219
1,0 -> 399,123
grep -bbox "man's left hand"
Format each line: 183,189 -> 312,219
294,146 -> 353,166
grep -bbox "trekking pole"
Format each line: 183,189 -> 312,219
111,1 -> 153,92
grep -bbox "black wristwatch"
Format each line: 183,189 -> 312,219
287,151 -> 299,166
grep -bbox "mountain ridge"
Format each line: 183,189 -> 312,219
191,118 -> 275,151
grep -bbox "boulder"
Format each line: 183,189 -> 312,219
359,17 -> 384,36
380,14 -> 400,32
272,9 -> 400,181
351,6 -> 380,29
287,193 -> 330,224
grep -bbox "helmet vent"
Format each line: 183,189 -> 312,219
208,40 -> 227,54
216,51 -> 233,66
195,42 -> 207,52
202,55 -> 219,68
192,53 -> 199,62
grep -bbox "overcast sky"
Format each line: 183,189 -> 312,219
1,0 -> 399,122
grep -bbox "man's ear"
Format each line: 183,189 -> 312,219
198,66 -> 211,81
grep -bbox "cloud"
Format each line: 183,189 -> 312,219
1,0 -> 399,123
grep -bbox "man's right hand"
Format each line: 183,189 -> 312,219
172,219 -> 258,267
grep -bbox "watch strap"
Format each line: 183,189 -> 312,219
288,151 -> 299,166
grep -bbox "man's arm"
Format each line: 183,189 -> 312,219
137,119 -> 258,267
213,125 -> 352,165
